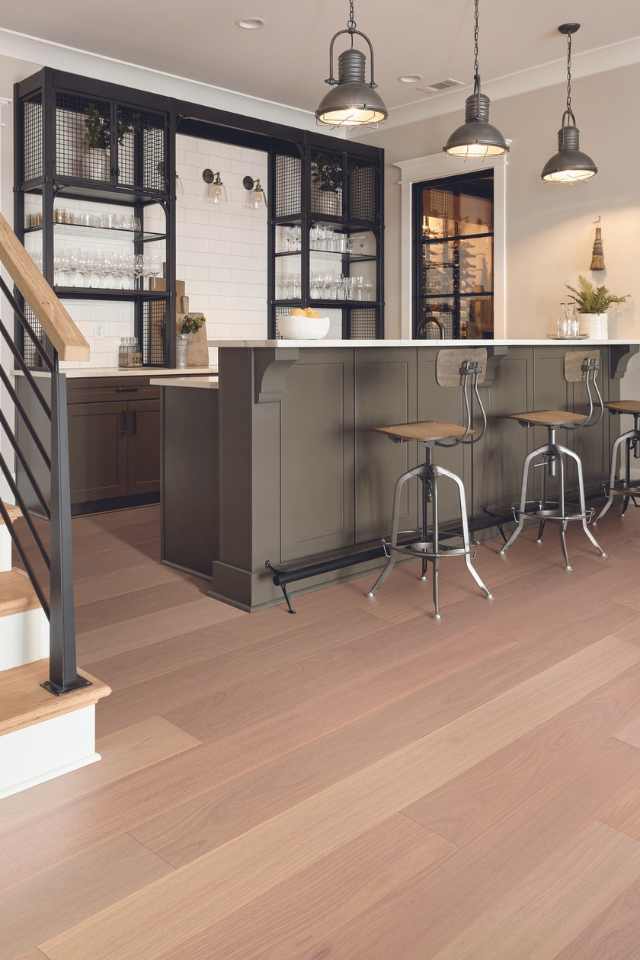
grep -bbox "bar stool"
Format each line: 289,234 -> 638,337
597,400 -> 640,522
367,349 -> 492,620
500,351 -> 606,571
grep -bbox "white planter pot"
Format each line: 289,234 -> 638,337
580,313 -> 608,339
83,146 -> 110,182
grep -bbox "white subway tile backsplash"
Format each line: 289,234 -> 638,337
62,136 -> 267,369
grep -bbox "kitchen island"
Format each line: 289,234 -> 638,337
157,340 -> 639,610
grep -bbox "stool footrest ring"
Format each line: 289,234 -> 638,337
383,538 -> 470,560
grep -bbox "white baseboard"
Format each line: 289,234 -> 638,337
0,607 -> 49,672
0,704 -> 99,799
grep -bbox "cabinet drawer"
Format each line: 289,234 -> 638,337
68,378 -> 160,404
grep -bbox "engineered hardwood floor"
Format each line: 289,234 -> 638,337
4,503 -> 640,959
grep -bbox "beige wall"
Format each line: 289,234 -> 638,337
361,61 -> 640,342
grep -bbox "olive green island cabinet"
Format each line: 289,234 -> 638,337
154,340 -> 639,612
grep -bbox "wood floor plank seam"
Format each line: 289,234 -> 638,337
119,614 -> 636,872
39,636 -> 640,960
428,821 -> 640,960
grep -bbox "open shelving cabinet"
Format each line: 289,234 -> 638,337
14,69 -> 175,368
269,140 -> 384,340
14,69 -> 384,363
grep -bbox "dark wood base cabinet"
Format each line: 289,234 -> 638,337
16,376 -> 161,516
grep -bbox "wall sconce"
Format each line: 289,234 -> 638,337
243,175 -> 267,209
202,169 -> 227,204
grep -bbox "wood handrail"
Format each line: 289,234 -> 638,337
0,212 -> 89,361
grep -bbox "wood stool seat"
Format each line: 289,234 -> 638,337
508,409 -> 586,428
375,421 -> 467,443
605,400 -> 640,415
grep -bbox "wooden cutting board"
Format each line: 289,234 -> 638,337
150,278 -> 207,366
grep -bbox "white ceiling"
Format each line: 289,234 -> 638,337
1,0 -> 640,114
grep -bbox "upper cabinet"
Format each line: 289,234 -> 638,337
15,70 -> 174,369
270,140 -> 384,341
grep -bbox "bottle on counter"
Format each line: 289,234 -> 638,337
118,336 -> 142,368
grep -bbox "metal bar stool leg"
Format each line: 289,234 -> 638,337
367,462 -> 423,598
558,452 -> 572,572
439,464 -> 492,601
431,468 -> 440,619
536,454 -> 548,543
558,444 -> 607,559
597,430 -> 632,524
500,444 -> 548,556
420,470 -> 429,582
621,437 -> 633,517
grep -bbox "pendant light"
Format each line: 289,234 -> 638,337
444,0 -> 508,159
316,0 -> 387,127
541,24 -> 597,183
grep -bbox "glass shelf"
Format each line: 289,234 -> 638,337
273,298 -> 378,308
55,286 -> 168,299
25,222 -> 166,242
275,249 -> 376,263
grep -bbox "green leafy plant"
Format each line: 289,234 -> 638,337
180,313 -> 206,336
84,104 -> 133,150
566,275 -> 629,314
311,157 -> 343,194
84,104 -> 109,149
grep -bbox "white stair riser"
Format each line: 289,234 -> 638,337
0,705 -> 99,799
0,607 -> 49,671
0,525 -> 10,572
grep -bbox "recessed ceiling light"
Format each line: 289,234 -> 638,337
236,17 -> 264,30
398,74 -> 423,84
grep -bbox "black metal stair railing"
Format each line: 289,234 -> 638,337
0,272 -> 89,695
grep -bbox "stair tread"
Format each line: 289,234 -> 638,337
0,659 -> 111,736
0,502 -> 21,525
0,569 -> 40,618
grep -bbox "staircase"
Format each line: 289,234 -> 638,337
0,212 -> 110,798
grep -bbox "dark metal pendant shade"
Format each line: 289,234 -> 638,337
541,23 -> 597,184
541,118 -> 597,182
316,1 -> 387,127
443,0 -> 509,159
444,92 -> 509,158
316,48 -> 387,126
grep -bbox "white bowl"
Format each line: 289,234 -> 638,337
278,314 -> 331,340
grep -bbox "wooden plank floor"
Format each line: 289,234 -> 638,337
4,503 -> 640,959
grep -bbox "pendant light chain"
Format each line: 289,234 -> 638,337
473,0 -> 480,91
565,30 -> 573,117
347,0 -> 356,33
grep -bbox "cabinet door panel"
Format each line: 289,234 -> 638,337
126,399 -> 161,495
68,401 -> 128,503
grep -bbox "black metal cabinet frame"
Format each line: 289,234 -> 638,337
14,68 -> 384,364
14,69 -> 175,367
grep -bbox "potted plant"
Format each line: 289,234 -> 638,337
177,313 -> 206,369
83,104 -> 133,181
565,276 -> 628,339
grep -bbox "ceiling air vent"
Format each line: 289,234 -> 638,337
425,78 -> 465,93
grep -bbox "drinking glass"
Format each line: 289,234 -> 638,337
556,303 -> 570,338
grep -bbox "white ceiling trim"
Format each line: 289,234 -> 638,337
0,27 -> 346,136
350,34 -> 640,138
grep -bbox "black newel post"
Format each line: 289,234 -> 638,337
43,357 -> 90,695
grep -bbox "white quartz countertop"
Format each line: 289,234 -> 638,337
209,339 -> 640,349
59,366 -> 218,378
150,376 -> 219,390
